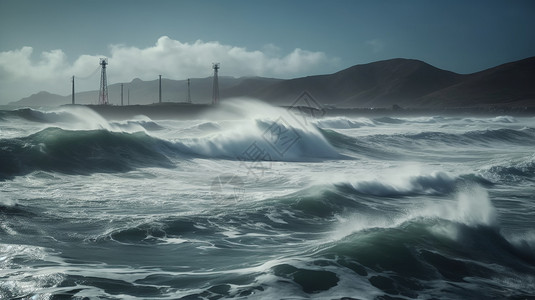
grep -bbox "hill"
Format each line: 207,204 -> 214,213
9,57 -> 535,108
417,56 -> 535,107
14,91 -> 69,107
243,58 -> 464,107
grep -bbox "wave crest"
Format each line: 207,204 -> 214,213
0,127 -> 174,180
480,155 -> 535,183
314,117 -> 375,129
346,171 -> 457,197
174,118 -> 342,161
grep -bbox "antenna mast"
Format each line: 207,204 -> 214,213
98,58 -> 109,105
71,75 -> 75,105
212,63 -> 220,105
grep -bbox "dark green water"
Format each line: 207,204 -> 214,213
1,105 -> 534,299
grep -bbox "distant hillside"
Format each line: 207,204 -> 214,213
14,91 -> 69,107
10,56 -> 535,108
243,59 -> 464,107
247,57 -> 534,108
417,56 -> 535,107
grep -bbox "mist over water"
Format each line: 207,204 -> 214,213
1,101 -> 535,299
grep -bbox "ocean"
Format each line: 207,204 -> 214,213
1,100 -> 534,299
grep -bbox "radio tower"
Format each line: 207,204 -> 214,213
98,58 -> 109,105
212,63 -> 220,105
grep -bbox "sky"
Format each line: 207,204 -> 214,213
0,0 -> 534,103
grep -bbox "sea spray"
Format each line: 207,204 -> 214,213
313,116 -> 375,129
8,106 -> 161,133
455,185 -> 497,227
173,99 -> 342,161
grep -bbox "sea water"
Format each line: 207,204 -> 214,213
1,100 -> 534,299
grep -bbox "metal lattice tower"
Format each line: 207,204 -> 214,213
98,58 -> 109,105
212,63 -> 220,105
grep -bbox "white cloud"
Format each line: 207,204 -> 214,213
0,36 -> 337,102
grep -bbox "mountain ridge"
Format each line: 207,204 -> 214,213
9,56 -> 535,108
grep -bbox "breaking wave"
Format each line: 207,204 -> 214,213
391,128 -> 535,146
0,121 -> 345,180
173,118 -> 343,161
319,127 -> 535,160
50,182 -> 533,299
343,171 -> 458,197
479,155 -> 535,183
0,127 -> 175,180
313,117 -> 375,129
0,107 -> 164,132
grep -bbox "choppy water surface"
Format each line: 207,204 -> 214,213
1,101 -> 534,299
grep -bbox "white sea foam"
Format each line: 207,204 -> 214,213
172,99 -> 341,161
333,184 -> 497,241
313,116 -> 375,129
349,170 -> 456,196
15,107 -> 160,133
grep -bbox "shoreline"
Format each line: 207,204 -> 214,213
84,103 -> 535,120
2,102 -> 534,120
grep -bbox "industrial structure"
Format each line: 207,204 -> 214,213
85,59 -> 224,105
212,63 -> 220,104
98,58 -> 109,105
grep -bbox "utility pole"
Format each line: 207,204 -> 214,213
159,75 -> 162,103
71,75 -> 75,105
187,78 -> 191,103
121,83 -> 124,106
128,88 -> 130,105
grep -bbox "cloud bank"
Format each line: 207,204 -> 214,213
0,36 -> 337,102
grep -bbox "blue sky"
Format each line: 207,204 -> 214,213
1,0 -> 534,102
